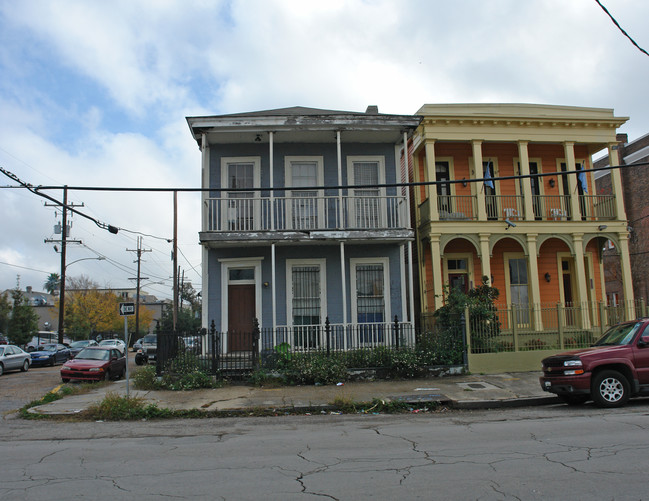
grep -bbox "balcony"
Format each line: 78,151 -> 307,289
419,194 -> 616,223
204,195 -> 409,232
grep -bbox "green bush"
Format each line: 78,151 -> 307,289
133,355 -> 220,391
283,352 -> 348,385
132,365 -> 161,390
85,392 -> 172,420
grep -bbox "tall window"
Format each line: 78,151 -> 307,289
355,264 -> 385,323
350,159 -> 382,228
289,261 -> 324,348
508,258 -> 529,325
518,161 -> 541,219
436,161 -> 452,213
291,265 -> 321,326
223,159 -> 258,231
286,157 -> 323,230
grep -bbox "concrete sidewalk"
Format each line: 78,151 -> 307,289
28,372 -> 557,416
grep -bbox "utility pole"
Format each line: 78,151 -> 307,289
127,236 -> 151,345
173,191 -> 178,331
44,186 -> 83,344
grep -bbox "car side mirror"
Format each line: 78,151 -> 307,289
638,338 -> 649,348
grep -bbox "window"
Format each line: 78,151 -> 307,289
348,156 -> 385,228
351,258 -> 390,344
287,260 -> 326,348
517,161 -> 542,219
286,157 -> 323,230
221,157 -> 260,231
446,258 -> 469,293
508,257 -> 530,325
436,161 -> 452,213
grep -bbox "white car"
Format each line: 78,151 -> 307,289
0,345 -> 31,375
98,339 -> 126,354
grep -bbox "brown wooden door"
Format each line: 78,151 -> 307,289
228,284 -> 255,351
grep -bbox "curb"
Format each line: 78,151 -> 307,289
451,396 -> 558,410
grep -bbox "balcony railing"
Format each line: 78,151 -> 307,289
418,194 -> 617,223
205,195 -> 409,232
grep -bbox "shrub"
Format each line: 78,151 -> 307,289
132,365 -> 161,390
133,355 -> 221,391
85,392 -> 172,420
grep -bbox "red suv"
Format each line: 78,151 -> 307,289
540,319 -> 649,407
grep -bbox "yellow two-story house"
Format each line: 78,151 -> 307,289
411,104 -> 633,359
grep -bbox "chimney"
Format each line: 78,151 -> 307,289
365,105 -> 379,114
615,133 -> 628,144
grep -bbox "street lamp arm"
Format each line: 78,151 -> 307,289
65,256 -> 106,271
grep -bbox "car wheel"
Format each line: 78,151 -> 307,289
21,360 -> 30,372
558,394 -> 588,406
0,363 -> 4,376
49,357 -> 55,367
62,378 -> 70,383
104,370 -> 111,381
591,370 -> 630,408
27,346 -> 34,352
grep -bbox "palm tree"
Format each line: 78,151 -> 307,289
44,273 -> 60,295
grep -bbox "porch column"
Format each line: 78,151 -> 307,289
472,140 -> 487,221
340,241 -> 348,326
403,132 -> 412,228
479,233 -> 491,284
608,142 -> 627,219
412,146 -> 422,207
337,131 -> 344,229
517,141 -> 534,221
269,131 -> 275,231
430,234 -> 444,310
424,140 -> 439,221
200,134 -> 210,331
526,234 -> 543,331
563,142 -> 581,221
617,233 -> 635,317
271,243 -> 277,330
407,242 -> 416,325
572,234 -> 591,328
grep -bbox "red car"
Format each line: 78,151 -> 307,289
61,347 -> 126,383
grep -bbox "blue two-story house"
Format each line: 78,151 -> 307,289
187,106 -> 421,353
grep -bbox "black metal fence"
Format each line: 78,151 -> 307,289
154,316 -> 441,379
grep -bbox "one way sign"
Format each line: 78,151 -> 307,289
119,302 -> 135,316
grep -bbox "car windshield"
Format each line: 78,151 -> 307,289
0,347 -> 4,355
70,341 -> 88,348
594,322 -> 642,346
76,349 -> 110,361
41,344 -> 57,352
99,340 -> 115,345
143,335 -> 156,343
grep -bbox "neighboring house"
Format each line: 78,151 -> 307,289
410,104 -> 633,336
595,132 -> 649,304
187,106 -> 421,351
2,286 -> 57,332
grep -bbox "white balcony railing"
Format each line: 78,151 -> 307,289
205,195 -> 409,232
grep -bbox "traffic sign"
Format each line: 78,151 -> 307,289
119,302 -> 135,316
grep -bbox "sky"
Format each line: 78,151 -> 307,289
1,0 -> 648,302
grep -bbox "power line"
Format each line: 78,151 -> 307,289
594,0 -> 649,57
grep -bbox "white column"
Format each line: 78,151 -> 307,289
200,134 -> 210,330
608,143 -> 627,220
479,233 -> 491,284
424,141 -> 439,221
403,132 -> 412,228
564,142 -> 580,221
472,140 -> 486,220
526,234 -> 543,330
407,242 -> 416,326
518,141 -> 534,221
271,243 -> 277,331
572,234 -> 591,328
340,241 -> 347,327
269,131 -> 275,231
430,235 -> 444,310
617,233 -> 635,317
337,131 -> 343,229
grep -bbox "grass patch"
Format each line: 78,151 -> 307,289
83,392 -> 174,420
19,382 -> 100,419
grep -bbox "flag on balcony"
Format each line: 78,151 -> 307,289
578,164 -> 588,194
484,161 -> 494,189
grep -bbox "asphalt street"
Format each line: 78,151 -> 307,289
2,404 -> 649,500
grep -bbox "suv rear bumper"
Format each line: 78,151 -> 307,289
540,374 -> 591,395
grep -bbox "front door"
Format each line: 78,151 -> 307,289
228,284 -> 255,351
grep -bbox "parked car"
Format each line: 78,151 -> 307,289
0,334 -> 8,345
68,340 -> 98,358
98,338 -> 126,354
540,319 -> 649,407
0,345 -> 31,376
30,343 -> 71,367
25,332 -> 71,352
133,338 -> 143,352
61,347 -> 126,382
